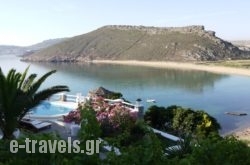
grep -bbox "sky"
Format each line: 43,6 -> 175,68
0,0 -> 249,46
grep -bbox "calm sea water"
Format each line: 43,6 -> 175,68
1,55 -> 250,134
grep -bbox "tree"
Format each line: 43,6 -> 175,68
0,67 -> 69,139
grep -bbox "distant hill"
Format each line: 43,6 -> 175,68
26,38 -> 68,52
230,40 -> 250,51
0,38 -> 67,56
0,45 -> 26,56
22,25 -> 250,62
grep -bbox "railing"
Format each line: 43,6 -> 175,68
65,94 -> 78,102
152,128 -> 182,142
51,93 -> 88,103
103,98 -> 142,112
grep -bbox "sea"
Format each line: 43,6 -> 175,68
1,54 -> 250,134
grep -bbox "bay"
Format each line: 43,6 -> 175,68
1,55 -> 250,134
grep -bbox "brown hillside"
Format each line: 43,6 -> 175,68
22,25 -> 250,62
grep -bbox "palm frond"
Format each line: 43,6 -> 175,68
27,70 -> 56,95
0,68 -> 5,98
0,67 -> 69,139
19,85 -> 69,120
7,72 -> 22,104
6,69 -> 16,82
34,85 -> 70,103
22,74 -> 37,92
18,66 -> 30,89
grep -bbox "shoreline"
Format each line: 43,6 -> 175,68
92,60 -> 250,77
92,60 -> 250,141
227,127 -> 250,142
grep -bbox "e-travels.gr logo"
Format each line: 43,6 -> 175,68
10,137 -> 101,155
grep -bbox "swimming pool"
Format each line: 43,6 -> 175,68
29,101 -> 75,117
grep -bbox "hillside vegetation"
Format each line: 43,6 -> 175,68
22,25 -> 250,62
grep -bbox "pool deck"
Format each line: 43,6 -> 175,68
37,120 -> 78,140
26,100 -> 79,139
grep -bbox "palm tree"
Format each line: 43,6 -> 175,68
0,67 -> 69,139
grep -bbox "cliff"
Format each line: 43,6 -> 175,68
22,25 -> 250,62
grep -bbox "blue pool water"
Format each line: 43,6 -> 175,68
30,101 -> 72,116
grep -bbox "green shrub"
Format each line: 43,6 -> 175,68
104,121 -> 169,165
1,103 -> 249,164
185,136 -> 250,165
144,105 -> 221,138
144,105 -> 174,131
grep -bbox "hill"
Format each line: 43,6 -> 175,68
0,38 -> 67,56
22,25 -> 250,62
0,45 -> 26,56
26,38 -> 68,52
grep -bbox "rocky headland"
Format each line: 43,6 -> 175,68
22,25 -> 250,62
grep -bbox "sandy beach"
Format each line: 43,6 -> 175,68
230,128 -> 250,143
92,60 -> 250,77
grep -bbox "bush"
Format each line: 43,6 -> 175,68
1,102 -> 249,164
103,121 -> 169,165
144,105 -> 221,138
96,104 -> 137,137
185,136 -> 250,165
63,109 -> 81,124
144,105 -> 173,131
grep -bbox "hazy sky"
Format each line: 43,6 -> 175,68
0,0 -> 249,46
